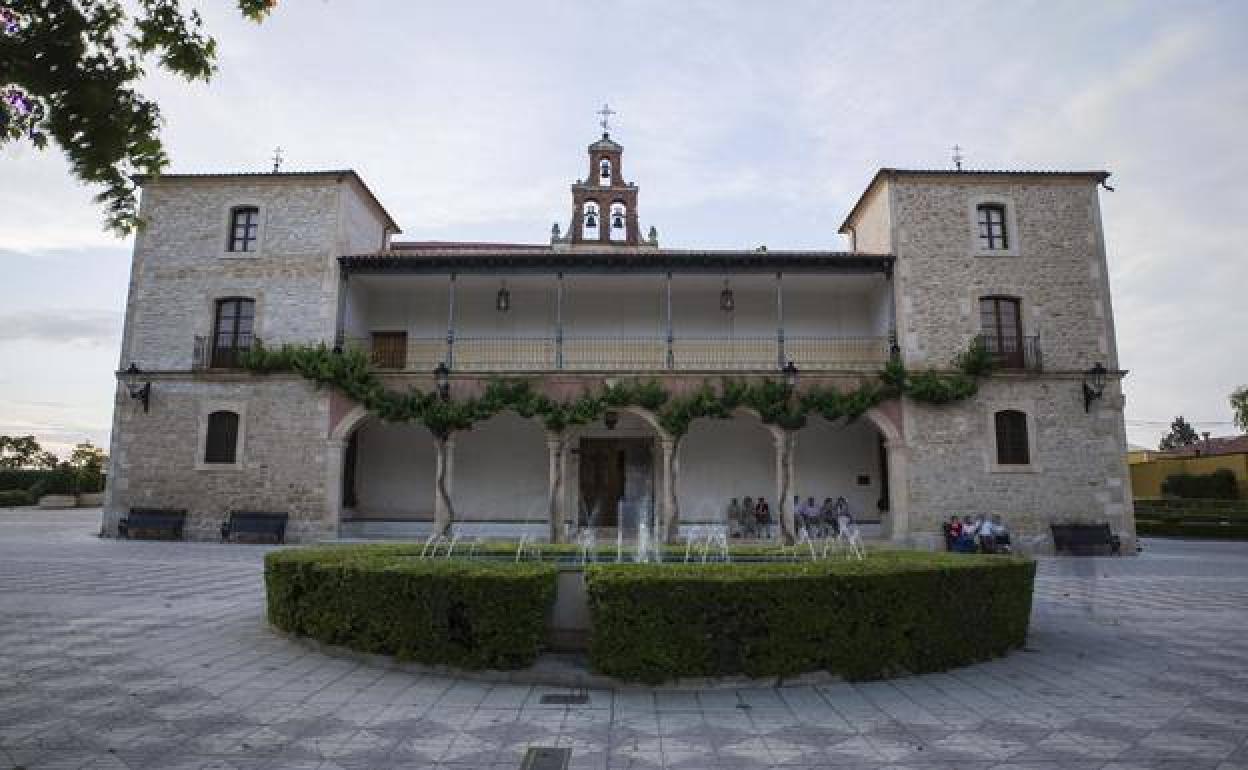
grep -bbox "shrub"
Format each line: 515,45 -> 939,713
1135,519 -> 1248,539
0,489 -> 33,507
1161,469 -> 1239,500
0,469 -> 54,492
265,545 -> 557,670
44,464 -> 80,495
586,552 -> 1035,684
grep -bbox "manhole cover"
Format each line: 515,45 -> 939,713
539,693 -> 589,705
521,746 -> 571,770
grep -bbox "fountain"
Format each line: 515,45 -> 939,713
576,528 -> 596,565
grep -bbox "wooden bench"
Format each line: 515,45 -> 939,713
221,511 -> 288,544
1051,523 -> 1121,555
118,508 -> 186,540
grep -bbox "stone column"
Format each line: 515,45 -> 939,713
884,442 -> 909,545
546,431 -> 566,543
660,437 -> 678,542
774,430 -> 797,544
432,435 -> 456,537
325,439 -> 346,538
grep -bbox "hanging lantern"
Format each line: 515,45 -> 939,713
496,280 -> 510,313
433,361 -> 450,401
719,279 -> 735,313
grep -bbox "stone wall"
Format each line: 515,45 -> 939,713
883,173 -> 1134,550
104,375 -> 334,542
105,173 -> 395,540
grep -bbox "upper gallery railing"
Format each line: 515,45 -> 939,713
346,335 -> 892,373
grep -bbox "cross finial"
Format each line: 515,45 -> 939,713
596,103 -> 616,136
951,144 -> 964,172
271,146 -> 283,173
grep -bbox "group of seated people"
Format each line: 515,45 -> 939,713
943,514 -> 1011,554
724,495 -> 855,539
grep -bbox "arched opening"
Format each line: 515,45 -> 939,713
599,158 -> 612,185
566,409 -> 664,534
454,412 -> 549,538
609,202 -> 627,242
342,417 -> 437,532
677,412 -> 778,538
794,416 -> 891,537
583,201 -> 601,240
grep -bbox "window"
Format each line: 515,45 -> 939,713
370,331 -> 407,369
976,203 -> 1008,250
227,206 -> 259,252
204,411 -> 240,464
979,296 -> 1023,368
994,410 -> 1030,465
212,298 -> 255,368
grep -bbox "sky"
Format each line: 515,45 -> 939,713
1,0 -> 1246,456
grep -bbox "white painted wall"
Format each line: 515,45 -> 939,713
454,413 -> 550,522
346,274 -> 892,343
793,417 -> 883,519
351,419 -> 436,518
677,417 -> 776,524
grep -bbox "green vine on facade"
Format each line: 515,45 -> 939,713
240,338 -> 993,438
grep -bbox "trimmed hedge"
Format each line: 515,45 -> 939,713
265,545 -> 557,670
0,489 -> 33,507
586,552 -> 1035,684
1161,469 -> 1239,500
0,469 -> 54,492
1136,519 -> 1248,539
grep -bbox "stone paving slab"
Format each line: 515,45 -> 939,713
2,509 -> 1248,769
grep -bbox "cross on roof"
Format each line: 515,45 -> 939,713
597,103 -> 616,135
951,144 -> 964,172
271,146 -> 283,173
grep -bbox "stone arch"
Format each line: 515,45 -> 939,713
330,404 -> 371,441
676,408 -> 779,537
453,411 -> 550,534
339,414 -> 438,527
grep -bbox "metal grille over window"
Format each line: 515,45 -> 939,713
228,206 -> 259,252
994,409 -> 1030,465
204,411 -> 239,464
212,298 -> 255,368
976,203 -> 1008,250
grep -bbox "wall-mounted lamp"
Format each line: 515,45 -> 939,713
496,280 -> 511,313
1082,362 -> 1107,412
124,362 -> 151,413
604,410 -> 620,431
434,361 -> 450,401
782,361 -> 799,392
719,278 -> 735,313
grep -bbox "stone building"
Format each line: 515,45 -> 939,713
103,127 -> 1134,550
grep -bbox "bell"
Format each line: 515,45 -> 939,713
612,215 -> 624,229
600,163 -> 610,178
585,212 -> 597,228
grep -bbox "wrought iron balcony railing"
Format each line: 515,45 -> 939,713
977,333 -> 1042,371
193,335 -> 257,370
345,334 -> 891,373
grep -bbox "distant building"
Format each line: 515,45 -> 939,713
103,125 -> 1133,550
1130,435 -> 1248,499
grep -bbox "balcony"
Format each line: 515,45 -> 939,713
348,334 -> 891,373
341,272 -> 896,376
193,335 -> 254,370
978,333 -> 1042,371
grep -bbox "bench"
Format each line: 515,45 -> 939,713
1051,523 -> 1121,555
118,508 -> 186,540
221,511 -> 288,544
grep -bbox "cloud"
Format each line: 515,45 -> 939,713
0,310 -> 122,346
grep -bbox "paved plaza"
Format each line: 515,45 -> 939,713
1,509 -> 1247,770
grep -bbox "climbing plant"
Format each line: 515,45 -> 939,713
240,337 -> 993,439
